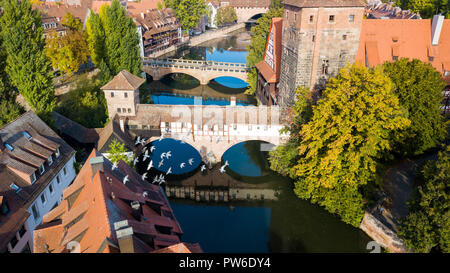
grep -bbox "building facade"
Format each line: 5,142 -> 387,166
255,17 -> 283,106
277,0 -> 365,106
0,111 -> 76,253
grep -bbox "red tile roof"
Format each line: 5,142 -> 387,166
100,70 -> 146,91
356,19 -> 450,84
33,148 -> 197,253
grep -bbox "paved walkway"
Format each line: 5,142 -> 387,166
375,153 -> 438,231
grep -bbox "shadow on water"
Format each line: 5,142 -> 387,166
139,139 -> 373,253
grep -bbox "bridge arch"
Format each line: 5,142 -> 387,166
235,7 -> 269,23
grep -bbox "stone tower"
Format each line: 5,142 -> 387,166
101,70 -> 146,119
278,0 -> 365,106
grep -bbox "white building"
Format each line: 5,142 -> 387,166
0,111 -> 76,253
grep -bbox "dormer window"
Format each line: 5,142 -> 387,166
10,183 -> 21,193
55,147 -> 60,158
30,173 -> 36,184
22,131 -> 32,140
39,164 -> 45,175
48,155 -> 53,166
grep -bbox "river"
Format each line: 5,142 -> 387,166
138,28 -> 372,253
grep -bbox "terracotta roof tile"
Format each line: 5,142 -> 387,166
100,70 -> 146,91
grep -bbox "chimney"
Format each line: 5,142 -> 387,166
130,200 -> 142,221
431,15 -> 444,46
119,119 -> 125,133
230,96 -> 236,106
114,220 -> 134,253
89,156 -> 104,178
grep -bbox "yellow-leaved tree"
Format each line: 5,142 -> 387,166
293,63 -> 411,226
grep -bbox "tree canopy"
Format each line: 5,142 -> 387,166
398,146 -> 450,253
394,0 -> 450,19
383,59 -> 448,156
245,7 -> 283,95
45,14 -> 89,76
86,0 -> 142,82
0,0 -> 56,116
164,0 -> 207,31
288,64 -> 411,226
214,6 -> 237,27
106,139 -> 133,166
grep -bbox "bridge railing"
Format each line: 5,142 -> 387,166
142,58 -> 250,72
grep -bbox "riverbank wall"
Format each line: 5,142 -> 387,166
360,212 -> 409,253
147,23 -> 246,58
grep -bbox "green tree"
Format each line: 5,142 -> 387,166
164,0 -> 207,31
214,6 -> 237,27
86,0 -> 142,82
54,75 -> 108,128
0,21 -> 14,101
245,7 -> 283,95
0,100 -> 24,127
395,0 -> 450,18
383,59 -> 448,156
398,146 -> 450,253
293,64 -> 411,226
0,0 -> 56,116
62,12 -> 83,31
269,86 -> 313,179
45,28 -> 89,76
106,139 -> 133,166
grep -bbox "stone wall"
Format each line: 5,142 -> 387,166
278,5 -> 364,106
360,212 -> 409,253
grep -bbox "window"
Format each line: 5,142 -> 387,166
9,235 -> 18,249
49,183 -> 54,195
117,108 -> 121,113
343,35 -> 347,40
63,166 -> 67,176
349,14 -> 355,22
22,131 -> 32,140
294,13 -> 297,22
55,148 -> 60,158
30,173 -> 36,184
32,204 -> 39,220
124,92 -> 128,98
309,15 -> 314,23
56,175 -> 61,184
4,143 -> 13,151
10,183 -> 21,193
128,108 -> 131,113
41,193 -> 46,205
329,15 -> 335,22
111,92 -> 114,97
48,155 -> 53,166
39,164 -> 45,175
312,35 -> 315,42
322,60 -> 329,75
393,56 -> 398,61
246,193 -> 251,199
18,225 -> 26,238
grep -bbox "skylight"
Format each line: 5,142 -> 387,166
4,143 -> 14,151
10,183 -> 21,193
22,131 -> 32,140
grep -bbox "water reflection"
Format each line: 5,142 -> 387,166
146,29 -> 252,102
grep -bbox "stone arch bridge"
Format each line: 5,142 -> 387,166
142,58 -> 249,85
125,104 -> 290,164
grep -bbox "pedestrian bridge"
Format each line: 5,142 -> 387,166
127,104 -> 290,163
142,58 -> 249,85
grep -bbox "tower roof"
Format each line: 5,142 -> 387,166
283,0 -> 365,8
100,70 -> 146,91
